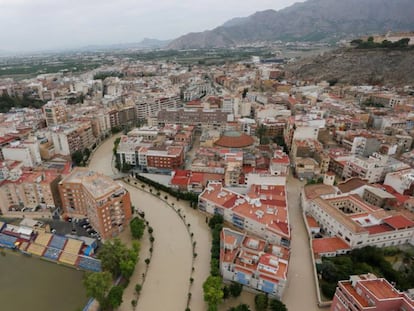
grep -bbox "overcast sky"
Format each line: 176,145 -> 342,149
0,0 -> 304,52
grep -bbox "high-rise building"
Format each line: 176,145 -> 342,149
42,100 -> 68,127
58,167 -> 132,239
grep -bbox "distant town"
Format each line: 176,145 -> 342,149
0,32 -> 414,311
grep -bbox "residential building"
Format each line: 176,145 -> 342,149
157,108 -> 230,129
220,228 -> 289,299
2,139 -> 41,168
199,180 -> 290,246
331,274 -> 414,311
50,121 -> 95,155
58,167 -> 132,239
384,169 -> 414,195
270,150 -> 290,176
0,168 -> 61,215
42,100 -> 68,127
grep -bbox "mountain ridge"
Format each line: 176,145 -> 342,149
168,0 -> 414,49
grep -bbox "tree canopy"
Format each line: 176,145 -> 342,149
98,238 -> 139,279
130,217 -> 145,239
83,271 -> 112,308
203,276 -> 224,310
106,285 -> 124,309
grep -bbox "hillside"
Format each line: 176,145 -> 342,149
168,0 -> 414,49
285,47 -> 414,85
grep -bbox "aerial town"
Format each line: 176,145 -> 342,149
1,35 -> 414,311
1,1 -> 414,309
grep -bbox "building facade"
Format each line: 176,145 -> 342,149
58,167 -> 132,239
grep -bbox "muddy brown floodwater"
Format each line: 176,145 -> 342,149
88,135 -> 211,311
89,135 -> 325,311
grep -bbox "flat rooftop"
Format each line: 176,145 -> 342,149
61,167 -> 122,199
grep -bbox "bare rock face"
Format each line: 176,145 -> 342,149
168,0 -> 414,49
286,48 -> 414,86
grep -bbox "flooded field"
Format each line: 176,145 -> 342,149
0,251 -> 87,311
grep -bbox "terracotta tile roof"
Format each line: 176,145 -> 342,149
303,184 -> 337,200
360,279 -> 401,299
383,215 -> 414,229
342,282 -> 370,307
365,224 -> 393,234
306,215 -> 320,228
312,237 -> 350,255
214,131 -> 255,148
337,178 -> 368,193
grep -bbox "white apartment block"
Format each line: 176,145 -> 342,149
2,140 -> 41,168
384,169 -> 414,195
135,94 -> 181,119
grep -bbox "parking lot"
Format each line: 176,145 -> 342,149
43,218 -> 101,241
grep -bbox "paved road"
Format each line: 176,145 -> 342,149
88,134 -> 210,311
283,174 -> 325,311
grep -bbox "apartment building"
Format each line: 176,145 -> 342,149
199,181 -> 290,246
157,108 -> 230,129
342,154 -> 409,183
0,168 -> 61,214
2,139 -> 41,168
331,274 -> 414,311
58,167 -> 132,239
384,169 -> 414,195
42,100 -> 68,127
269,150 -> 290,176
144,145 -> 184,172
220,228 -> 289,299
50,121 -> 95,155
135,94 -> 181,119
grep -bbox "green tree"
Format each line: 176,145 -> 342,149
72,150 -> 84,166
254,293 -> 268,311
256,124 -> 267,145
203,276 -> 224,310
208,214 -> 224,229
98,238 -> 131,277
83,271 -> 112,308
130,217 -> 145,239
120,258 -> 136,280
106,285 -> 124,309
228,304 -> 251,311
229,282 -> 243,297
113,137 -> 121,155
269,299 -> 288,311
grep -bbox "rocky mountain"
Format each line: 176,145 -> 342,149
168,0 -> 414,49
285,48 -> 414,85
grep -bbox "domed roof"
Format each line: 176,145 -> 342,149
214,131 -> 255,148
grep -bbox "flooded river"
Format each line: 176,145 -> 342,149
0,251 -> 87,311
89,135 -> 211,311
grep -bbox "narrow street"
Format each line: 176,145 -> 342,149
283,174 -> 325,311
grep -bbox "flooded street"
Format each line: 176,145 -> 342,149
89,135 -> 325,311
0,251 -> 87,311
284,175 -> 325,311
89,135 -> 211,311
